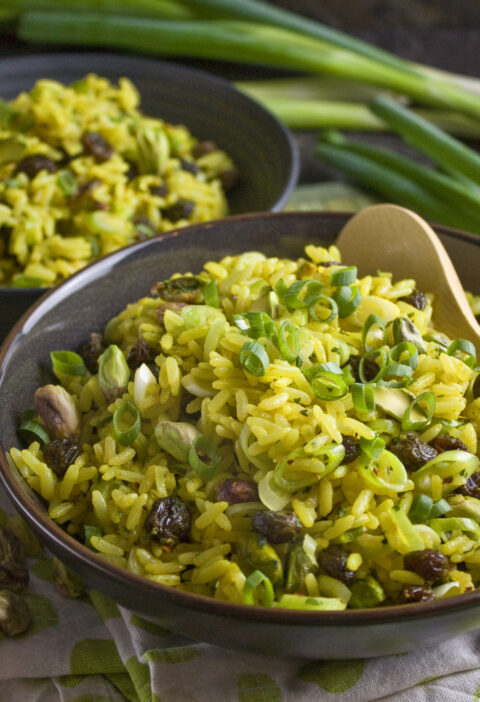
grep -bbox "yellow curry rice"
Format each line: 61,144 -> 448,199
0,73 -> 235,287
8,244 -> 480,610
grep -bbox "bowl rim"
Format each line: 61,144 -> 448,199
1,209 -> 480,625
0,50 -> 300,292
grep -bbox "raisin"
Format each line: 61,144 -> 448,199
16,155 -> 58,178
398,584 -> 434,604
349,355 -> 379,382
342,435 -> 361,464
80,332 -> 107,373
162,199 -> 195,222
216,479 -> 259,505
82,132 -> 114,162
403,549 -> 450,582
180,158 -> 200,175
126,338 -> 156,370
389,433 -> 438,471
398,289 -> 427,311
146,496 -> 190,548
149,183 -> 168,197
42,438 -> 82,476
252,510 -> 302,544
318,544 -> 356,585
192,140 -> 217,158
157,301 -> 188,324
457,471 -> 480,498
125,161 -> 139,181
430,434 -> 468,453
218,168 -> 239,191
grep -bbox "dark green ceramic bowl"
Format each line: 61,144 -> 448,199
0,52 -> 299,341
0,212 -> 479,658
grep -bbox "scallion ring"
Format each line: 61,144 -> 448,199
389,340 -> 419,370
112,399 -> 141,447
51,350 -> 86,376
277,320 -> 300,363
239,341 -> 270,377
243,569 -> 275,606
203,280 -> 219,308
377,362 -> 413,388
358,450 -> 408,494
359,435 -> 385,461
408,494 -> 433,523
188,433 -> 222,482
402,391 -> 436,431
361,313 -> 387,352
283,279 -> 323,310
17,407 -> 51,446
359,348 -> 387,383
447,338 -> 477,368
332,285 -> 362,318
308,295 -> 338,323
307,370 -> 348,401
245,312 -> 277,342
350,382 -> 376,413
330,265 -> 357,286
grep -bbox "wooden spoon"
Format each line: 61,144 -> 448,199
336,203 -> 480,346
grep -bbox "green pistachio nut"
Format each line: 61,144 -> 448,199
34,384 -> 80,439
154,421 -> 200,463
98,344 -> 130,402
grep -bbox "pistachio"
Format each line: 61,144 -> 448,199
0,525 -> 29,592
237,533 -> 283,584
98,344 -> 130,402
154,421 -> 199,463
392,317 -> 427,354
51,558 -> 83,598
0,590 -> 31,637
34,384 -> 80,439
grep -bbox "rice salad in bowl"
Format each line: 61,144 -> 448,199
0,73 -> 235,288
7,241 -> 480,611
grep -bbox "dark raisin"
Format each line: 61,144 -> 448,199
342,435 -> 361,464
430,434 -> 468,453
126,338 -> 156,370
42,438 -> 82,476
252,510 -> 302,544
149,183 -> 168,197
398,584 -> 434,604
146,496 -> 191,548
157,301 -> 188,324
216,479 -> 259,505
389,433 -> 438,471
125,161 -> 139,181
403,549 -> 450,582
218,168 -> 240,191
457,471 -> 480,498
317,544 -> 356,585
473,374 -> 480,399
349,355 -> 379,383
133,215 -> 157,241
80,332 -> 107,373
398,289 -> 427,311
81,132 -> 114,162
180,158 -> 200,175
162,199 -> 195,222
16,155 -> 58,178
192,140 -> 217,158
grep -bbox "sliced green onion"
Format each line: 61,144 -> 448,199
341,364 -> 355,387
361,313 -> 387,351
283,279 -> 323,309
332,285 -> 362,318
429,498 -> 452,518
428,517 -> 480,536
330,265 -> 357,286
277,320 -> 300,363
366,418 -> 400,437
84,524 -> 103,551
258,470 -> 291,510
245,312 -> 277,341
350,382 -> 376,413
243,569 -> 275,606
359,348 -> 387,383
232,314 -> 249,332
401,391 -> 436,431
203,280 -> 219,308
189,433 -> 222,482
273,443 -> 344,491
307,370 -> 348,401
408,494 -> 433,523
304,362 -> 342,378
112,399 -> 141,447
276,594 -> 345,611
17,407 -> 51,446
413,450 -> 480,494
447,338 -> 477,368
358,450 -> 408,494
359,435 -> 385,461
377,362 -> 413,388
239,341 -> 270,377
390,341 -> 419,370
274,278 -> 288,301
388,505 -> 425,553
57,169 -> 77,195
308,295 -> 338,323
51,350 -> 86,376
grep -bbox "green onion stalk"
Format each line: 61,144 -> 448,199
15,12 -> 480,119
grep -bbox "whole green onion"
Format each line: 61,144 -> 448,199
50,350 -> 86,376
112,399 -> 141,446
188,433 -> 222,482
239,341 -> 270,377
243,569 -> 274,606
